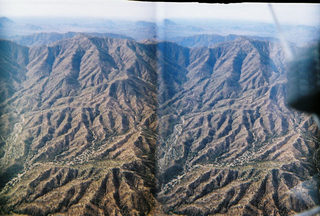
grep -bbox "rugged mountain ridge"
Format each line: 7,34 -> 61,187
0,36 -> 159,215
156,38 -> 320,215
10,32 -> 134,47
0,35 -> 319,215
170,34 -> 277,48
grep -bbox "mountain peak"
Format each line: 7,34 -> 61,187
0,17 -> 13,23
0,17 -> 14,27
162,19 -> 176,26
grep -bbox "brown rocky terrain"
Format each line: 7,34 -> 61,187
0,35 -> 159,215
0,34 -> 319,215
155,39 -> 320,215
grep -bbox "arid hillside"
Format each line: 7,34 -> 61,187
156,38 -> 320,215
0,35 -> 319,215
0,35 -> 159,215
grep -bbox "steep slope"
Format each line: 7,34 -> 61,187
0,35 -> 319,216
0,40 -> 29,103
156,38 -> 320,215
0,40 -> 29,189
0,36 -> 159,215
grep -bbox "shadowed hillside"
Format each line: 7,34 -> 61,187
156,38 -> 320,215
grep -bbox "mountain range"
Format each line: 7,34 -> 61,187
1,16 -> 319,46
0,32 -> 319,215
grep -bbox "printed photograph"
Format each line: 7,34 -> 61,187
0,1 -> 319,215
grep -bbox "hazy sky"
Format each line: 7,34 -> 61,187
0,0 -> 319,26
